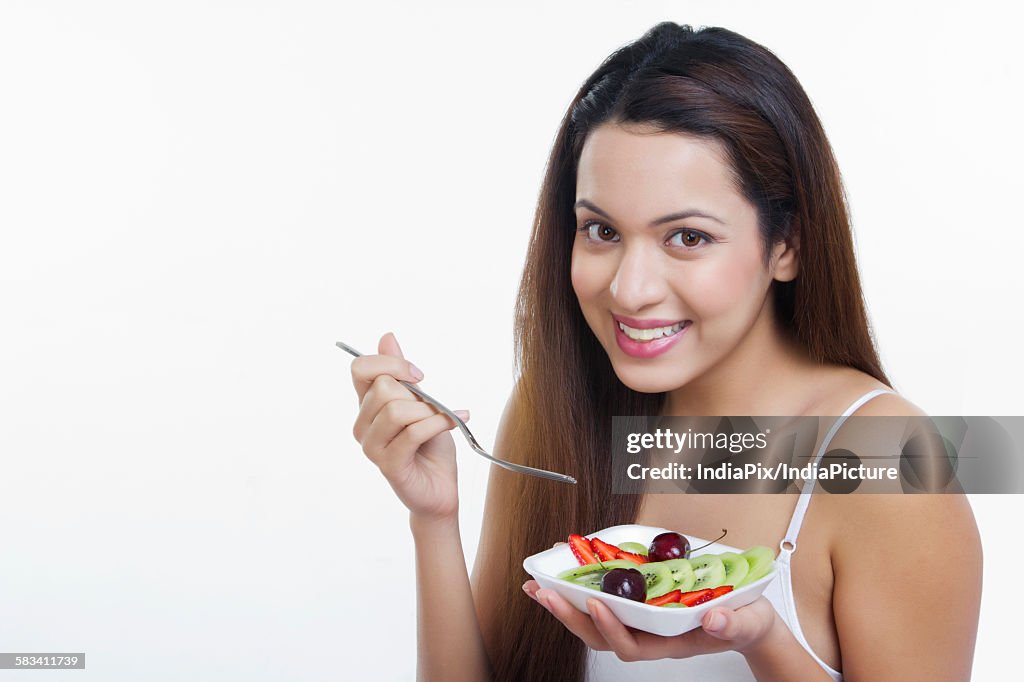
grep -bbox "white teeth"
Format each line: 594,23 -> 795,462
618,321 -> 685,342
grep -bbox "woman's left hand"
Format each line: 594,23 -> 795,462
523,580 -> 778,661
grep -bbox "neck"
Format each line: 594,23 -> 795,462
664,306 -> 814,416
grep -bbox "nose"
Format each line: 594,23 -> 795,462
609,243 -> 668,311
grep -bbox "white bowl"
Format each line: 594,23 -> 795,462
522,523 -> 778,637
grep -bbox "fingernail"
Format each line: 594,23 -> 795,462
454,409 -> 470,421
409,363 -> 424,381
586,598 -> 599,613
536,590 -> 552,611
704,611 -> 725,632
522,584 -> 533,597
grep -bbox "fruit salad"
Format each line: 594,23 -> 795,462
559,531 -> 775,607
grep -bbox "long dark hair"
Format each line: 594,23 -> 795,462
490,22 -> 889,681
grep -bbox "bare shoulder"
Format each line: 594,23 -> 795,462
849,390 -> 927,418
829,492 -> 980,554
470,381 -> 526,658
819,371 -> 976,543
816,371 -> 981,597
806,364 -> 925,417
472,380 -> 524,566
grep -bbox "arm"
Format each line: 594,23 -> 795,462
831,493 -> 982,681
412,514 -> 490,682
826,392 -> 982,680
415,385 -> 523,681
350,332 -> 497,682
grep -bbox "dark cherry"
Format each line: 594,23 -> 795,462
600,568 -> 647,602
648,531 -> 691,562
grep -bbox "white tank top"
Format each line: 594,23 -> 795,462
586,388 -> 896,681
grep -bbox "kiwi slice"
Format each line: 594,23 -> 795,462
568,572 -> 603,591
662,558 -> 696,592
689,554 -> 727,590
717,552 -> 750,587
735,546 -> 775,588
661,602 -> 687,608
557,559 -> 636,582
616,541 -> 649,556
636,561 -> 674,600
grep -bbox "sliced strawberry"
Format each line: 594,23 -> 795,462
590,537 -> 621,562
645,589 -> 682,606
568,534 -> 599,565
614,549 -> 650,564
709,585 -> 734,599
678,588 -> 715,607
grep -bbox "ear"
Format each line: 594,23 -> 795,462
771,231 -> 800,282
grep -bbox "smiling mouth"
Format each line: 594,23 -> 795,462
616,320 -> 691,342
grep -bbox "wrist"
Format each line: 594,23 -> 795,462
409,510 -> 461,539
737,603 -> 784,658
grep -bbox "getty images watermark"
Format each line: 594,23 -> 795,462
610,416 -> 1024,494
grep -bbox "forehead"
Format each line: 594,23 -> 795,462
576,123 -> 747,221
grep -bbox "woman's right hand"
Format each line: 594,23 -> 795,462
350,331 -> 469,522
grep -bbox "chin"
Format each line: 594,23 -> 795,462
610,362 -> 689,394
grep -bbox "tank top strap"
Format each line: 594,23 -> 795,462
778,388 -> 897,560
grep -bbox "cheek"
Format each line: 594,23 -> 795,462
683,252 -> 769,319
570,246 -> 604,300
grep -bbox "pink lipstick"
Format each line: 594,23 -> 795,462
612,314 -> 691,359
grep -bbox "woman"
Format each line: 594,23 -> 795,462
349,22 -> 981,681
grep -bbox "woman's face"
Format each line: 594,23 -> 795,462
571,122 -> 795,394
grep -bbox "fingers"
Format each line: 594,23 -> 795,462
524,588 -> 734,662
363,403 -> 464,478
355,376 -> 469,447
586,599 -> 684,661
531,589 -> 610,652
353,374 -> 417,443
350,332 -> 424,403
378,331 -> 405,358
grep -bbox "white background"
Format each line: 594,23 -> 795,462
1,1 -> 1021,680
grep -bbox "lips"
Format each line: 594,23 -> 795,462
617,320 -> 685,341
612,315 -> 691,359
612,314 -> 686,330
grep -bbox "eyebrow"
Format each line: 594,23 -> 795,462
574,199 -> 725,226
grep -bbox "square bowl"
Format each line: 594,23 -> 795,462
522,523 -> 778,637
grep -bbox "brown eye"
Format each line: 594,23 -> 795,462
582,222 -> 619,243
671,229 -> 708,248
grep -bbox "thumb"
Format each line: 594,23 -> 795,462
378,331 -> 405,359
701,597 -> 777,651
701,608 -> 749,642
